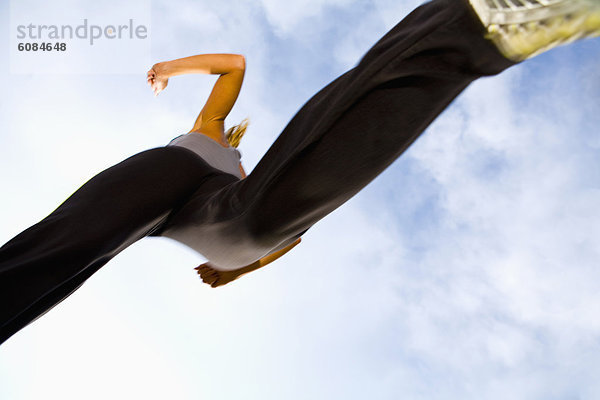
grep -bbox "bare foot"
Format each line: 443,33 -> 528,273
194,237 -> 302,288
194,262 -> 252,288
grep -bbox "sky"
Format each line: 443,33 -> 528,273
1,0 -> 600,399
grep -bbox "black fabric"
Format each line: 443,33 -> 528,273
0,147 -> 234,344
0,0 -> 516,345
156,0 -> 515,249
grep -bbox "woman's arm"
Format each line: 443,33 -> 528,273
154,53 -> 245,77
230,238 -> 301,277
255,237 -> 302,269
196,238 -> 302,288
148,54 -> 246,133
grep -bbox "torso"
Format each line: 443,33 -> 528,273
167,130 -> 242,179
187,129 -> 230,149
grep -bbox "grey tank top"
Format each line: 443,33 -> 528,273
162,132 -> 298,270
167,132 -> 242,179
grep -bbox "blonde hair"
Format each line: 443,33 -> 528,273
225,117 -> 249,148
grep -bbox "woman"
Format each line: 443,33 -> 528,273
1,0 -> 598,345
146,55 -> 305,287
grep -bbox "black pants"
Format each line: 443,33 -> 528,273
0,0 -> 516,345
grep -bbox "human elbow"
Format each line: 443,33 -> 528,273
235,54 -> 246,70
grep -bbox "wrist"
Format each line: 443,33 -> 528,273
153,61 -> 172,78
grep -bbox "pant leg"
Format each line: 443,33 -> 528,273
0,146 -> 227,345
158,0 -> 517,268
242,0 -> 518,238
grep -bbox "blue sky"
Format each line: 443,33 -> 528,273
1,0 -> 600,399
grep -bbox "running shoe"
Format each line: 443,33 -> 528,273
468,0 -> 600,61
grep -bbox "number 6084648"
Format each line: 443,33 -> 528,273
18,42 -> 67,51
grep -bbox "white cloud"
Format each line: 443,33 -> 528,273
354,42 -> 600,398
258,0 -> 355,37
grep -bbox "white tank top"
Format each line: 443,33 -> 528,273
167,132 -> 242,179
163,131 -> 277,270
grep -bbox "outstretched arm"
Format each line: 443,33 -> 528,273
147,53 -> 246,134
196,237 -> 302,288
152,53 -> 245,77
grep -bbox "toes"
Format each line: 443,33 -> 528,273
194,264 -> 222,287
195,266 -> 208,275
198,269 -> 220,287
199,269 -> 218,278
